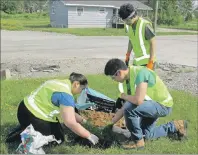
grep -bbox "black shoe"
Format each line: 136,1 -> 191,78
5,125 -> 23,143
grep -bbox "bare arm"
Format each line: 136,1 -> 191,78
112,82 -> 148,124
75,113 -> 86,124
112,106 -> 125,124
127,40 -> 133,54
60,105 -> 90,138
121,82 -> 148,106
149,37 -> 156,61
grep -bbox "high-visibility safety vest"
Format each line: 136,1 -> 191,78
125,18 -> 156,66
24,79 -> 73,122
128,66 -> 173,107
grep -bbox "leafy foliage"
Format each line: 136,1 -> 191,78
0,0 -> 48,14
158,0 -> 183,25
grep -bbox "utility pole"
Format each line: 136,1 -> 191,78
154,0 -> 159,33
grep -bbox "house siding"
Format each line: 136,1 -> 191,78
49,1 -> 68,28
67,6 -> 113,28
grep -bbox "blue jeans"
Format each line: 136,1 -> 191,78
123,100 -> 176,141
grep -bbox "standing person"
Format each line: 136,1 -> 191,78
104,59 -> 187,149
6,73 -> 99,146
119,3 -> 156,70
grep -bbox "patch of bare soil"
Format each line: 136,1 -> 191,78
80,110 -> 125,128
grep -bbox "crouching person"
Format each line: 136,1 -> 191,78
104,59 -> 187,149
6,72 -> 99,146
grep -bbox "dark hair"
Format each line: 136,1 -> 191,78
69,72 -> 88,85
104,58 -> 128,76
118,3 -> 137,20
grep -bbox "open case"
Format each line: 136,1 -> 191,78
76,88 -> 124,113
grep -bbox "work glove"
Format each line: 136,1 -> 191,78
125,52 -> 131,62
146,60 -> 154,70
82,118 -> 87,124
87,134 -> 99,145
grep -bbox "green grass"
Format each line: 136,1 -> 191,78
1,12 -> 197,36
159,19 -> 198,31
1,75 -> 198,154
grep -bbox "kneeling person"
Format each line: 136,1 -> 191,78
7,72 -> 99,146
104,59 -> 187,149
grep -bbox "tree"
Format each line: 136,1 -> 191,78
147,0 -> 156,9
193,7 -> 198,18
1,0 -> 18,13
1,0 -> 48,13
24,0 -> 48,13
177,0 -> 193,21
157,0 -> 183,25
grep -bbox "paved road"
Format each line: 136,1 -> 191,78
1,30 -> 197,67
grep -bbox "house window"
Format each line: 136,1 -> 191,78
52,6 -> 55,14
98,7 -> 106,14
77,7 -> 84,16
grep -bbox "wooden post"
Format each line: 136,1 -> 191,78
116,9 -> 118,29
154,0 -> 159,33
0,69 -> 11,80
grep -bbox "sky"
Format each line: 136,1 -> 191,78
193,0 -> 198,8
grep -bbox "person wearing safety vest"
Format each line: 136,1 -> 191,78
104,58 -> 187,149
6,73 -> 99,146
119,3 -> 156,70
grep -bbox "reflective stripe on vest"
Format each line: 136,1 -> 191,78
162,93 -> 172,104
134,19 -> 150,62
126,18 -> 153,66
27,80 -> 70,119
125,24 -> 129,33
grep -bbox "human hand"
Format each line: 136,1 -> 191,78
87,134 -> 99,145
125,52 -> 130,62
81,118 -> 87,124
120,93 -> 127,100
146,60 -> 154,70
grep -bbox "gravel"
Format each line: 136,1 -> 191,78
1,58 -> 197,95
155,63 -> 197,95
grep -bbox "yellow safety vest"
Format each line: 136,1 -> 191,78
125,18 -> 156,66
24,79 -> 73,122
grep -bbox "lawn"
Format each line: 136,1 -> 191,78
1,75 -> 198,154
1,12 -> 197,36
159,19 -> 198,31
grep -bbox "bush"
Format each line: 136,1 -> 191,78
158,9 -> 184,26
1,11 -> 9,18
172,15 -> 184,25
24,15 -> 30,19
185,12 -> 193,21
193,10 -> 198,18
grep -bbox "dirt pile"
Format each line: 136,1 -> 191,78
80,110 -> 125,128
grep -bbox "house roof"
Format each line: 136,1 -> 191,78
62,1 -> 153,10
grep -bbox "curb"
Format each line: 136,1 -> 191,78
0,69 -> 11,80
